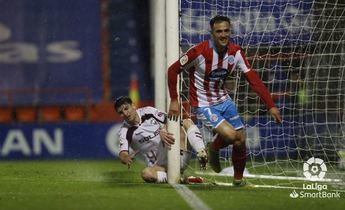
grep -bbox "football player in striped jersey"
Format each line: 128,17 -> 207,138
114,96 -> 207,183
167,15 -> 282,186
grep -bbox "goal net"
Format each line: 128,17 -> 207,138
179,0 -> 345,188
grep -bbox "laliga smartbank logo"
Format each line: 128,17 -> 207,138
289,157 -> 341,199
303,157 -> 327,180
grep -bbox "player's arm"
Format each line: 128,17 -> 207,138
167,47 -> 199,120
159,124 -> 175,148
152,107 -> 175,147
147,106 -> 175,147
118,130 -> 134,168
236,49 -> 282,123
119,150 -> 133,166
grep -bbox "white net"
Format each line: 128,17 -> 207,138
179,0 -> 345,188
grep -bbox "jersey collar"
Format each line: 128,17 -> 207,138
209,38 -> 229,52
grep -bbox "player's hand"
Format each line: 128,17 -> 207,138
159,128 -> 175,149
122,156 -> 133,168
168,99 -> 180,121
269,107 -> 282,124
120,152 -> 135,168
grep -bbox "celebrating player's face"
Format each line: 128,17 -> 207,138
211,21 -> 230,51
117,103 -> 137,124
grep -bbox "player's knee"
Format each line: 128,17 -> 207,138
234,130 -> 245,147
222,129 -> 237,143
182,119 -> 193,130
215,121 -> 237,143
141,167 -> 156,183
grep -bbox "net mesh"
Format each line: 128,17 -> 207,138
179,0 -> 345,188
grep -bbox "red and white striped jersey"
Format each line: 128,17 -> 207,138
168,40 -> 275,109
118,106 -> 168,167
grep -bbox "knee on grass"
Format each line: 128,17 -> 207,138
141,167 -> 167,183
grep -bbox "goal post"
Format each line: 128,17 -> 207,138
150,0 -> 166,112
151,0 -> 180,184
166,0 -> 181,184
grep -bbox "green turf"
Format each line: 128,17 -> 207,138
0,160 -> 344,210
0,160 -> 189,210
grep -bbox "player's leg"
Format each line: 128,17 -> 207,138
141,165 -> 167,183
231,129 -> 247,186
213,120 -> 238,144
182,119 -> 208,169
207,99 -> 245,175
179,126 -> 192,171
206,132 -> 231,173
180,149 -> 191,172
194,104 -> 236,173
212,122 -> 246,176
220,99 -> 247,185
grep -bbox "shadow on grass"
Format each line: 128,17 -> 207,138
102,170 -> 177,190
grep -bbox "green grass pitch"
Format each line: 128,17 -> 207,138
0,160 -> 344,210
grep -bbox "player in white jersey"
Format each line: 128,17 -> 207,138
115,96 -> 208,183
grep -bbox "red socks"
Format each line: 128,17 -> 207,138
211,134 -> 247,180
232,143 -> 247,180
211,134 -> 230,151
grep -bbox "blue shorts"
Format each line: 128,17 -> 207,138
193,99 -> 244,130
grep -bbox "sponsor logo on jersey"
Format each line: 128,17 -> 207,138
135,131 -> 144,135
210,114 -> 218,122
150,119 -> 158,125
228,55 -> 235,65
179,55 -> 188,66
208,68 -> 228,81
138,129 -> 160,144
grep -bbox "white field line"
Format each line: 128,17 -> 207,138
195,171 -> 343,183
172,184 -> 211,210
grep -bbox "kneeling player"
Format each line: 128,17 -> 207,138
114,96 -> 207,183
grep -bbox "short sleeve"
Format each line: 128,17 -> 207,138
235,48 -> 252,73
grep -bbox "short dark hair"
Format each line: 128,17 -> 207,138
114,96 -> 132,112
209,15 -> 230,29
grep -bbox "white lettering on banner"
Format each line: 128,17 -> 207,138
1,129 -> 31,156
0,129 -> 64,156
33,129 -> 63,155
0,22 -> 82,63
181,5 -> 311,37
46,41 -> 82,62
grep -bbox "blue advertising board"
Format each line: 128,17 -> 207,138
0,0 -> 102,105
0,121 -> 297,160
0,123 -> 123,159
2,115 -> 334,160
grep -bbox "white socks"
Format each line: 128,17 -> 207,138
186,125 -> 205,152
156,171 -> 167,183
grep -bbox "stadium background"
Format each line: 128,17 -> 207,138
0,1 -> 344,209
0,0 -> 343,165
0,0 -> 153,159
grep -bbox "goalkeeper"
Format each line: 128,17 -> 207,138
114,96 -> 208,183
167,15 -> 282,186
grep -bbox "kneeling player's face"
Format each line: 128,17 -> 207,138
117,103 -> 136,123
